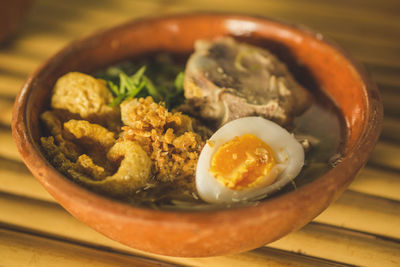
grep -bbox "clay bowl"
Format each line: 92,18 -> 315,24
12,13 -> 382,257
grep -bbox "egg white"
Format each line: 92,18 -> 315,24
196,117 -> 304,204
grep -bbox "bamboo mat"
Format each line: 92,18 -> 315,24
1,0 -> 399,266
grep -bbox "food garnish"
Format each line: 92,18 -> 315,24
100,54 -> 185,109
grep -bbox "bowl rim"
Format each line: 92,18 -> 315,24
11,12 -> 383,253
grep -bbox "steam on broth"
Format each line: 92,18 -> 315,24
39,37 -> 345,210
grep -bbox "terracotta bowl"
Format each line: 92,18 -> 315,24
12,14 -> 382,257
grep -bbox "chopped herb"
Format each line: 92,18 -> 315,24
142,75 -> 162,101
107,80 -> 119,96
174,71 -> 185,92
107,66 -> 148,107
99,54 -> 186,109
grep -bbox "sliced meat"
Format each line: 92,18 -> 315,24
183,37 -> 312,128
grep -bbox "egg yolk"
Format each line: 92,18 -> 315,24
210,134 -> 277,190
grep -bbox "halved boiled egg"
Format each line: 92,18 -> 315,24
196,117 -> 304,204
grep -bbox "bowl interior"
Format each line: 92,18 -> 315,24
13,14 -> 382,257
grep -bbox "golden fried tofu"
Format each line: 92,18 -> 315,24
51,72 -> 120,130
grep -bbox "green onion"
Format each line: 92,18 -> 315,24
142,75 -> 161,101
103,58 -> 185,109
174,71 -> 185,93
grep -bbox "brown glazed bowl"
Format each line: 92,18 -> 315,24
12,14 -> 382,257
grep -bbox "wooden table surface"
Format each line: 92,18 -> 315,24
1,0 -> 399,266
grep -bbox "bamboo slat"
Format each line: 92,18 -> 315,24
1,0 -> 398,70
39,0 -> 162,17
0,157 -> 54,202
0,227 -> 176,267
161,1 -> 400,39
349,167 -> 400,201
0,224 -> 355,267
368,141 -> 400,171
0,130 -> 20,162
0,53 -> 40,77
373,72 -> 400,88
269,222 -> 400,267
0,99 -> 13,126
5,34 -> 68,60
0,74 -> 26,98
382,89 -> 400,117
314,190 -> 400,239
381,117 -> 400,143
